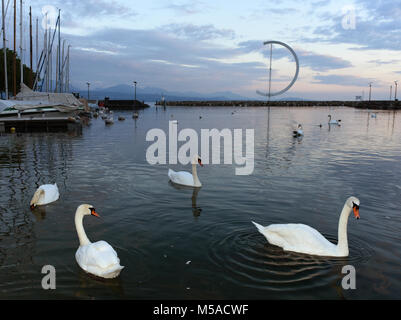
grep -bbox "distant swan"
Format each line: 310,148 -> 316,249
328,115 -> 341,125
252,196 -> 360,257
30,183 -> 59,209
168,154 -> 203,187
293,124 -> 304,137
75,204 -> 124,279
105,117 -> 114,125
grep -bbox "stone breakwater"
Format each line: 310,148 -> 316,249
156,100 -> 400,109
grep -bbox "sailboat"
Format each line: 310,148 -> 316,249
0,83 -> 83,118
0,3 -> 81,119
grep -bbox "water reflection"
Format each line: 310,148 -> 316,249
169,181 -> 202,217
31,206 -> 47,221
75,268 -> 125,299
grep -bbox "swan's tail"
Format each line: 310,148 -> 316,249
252,221 -> 266,234
168,169 -> 174,179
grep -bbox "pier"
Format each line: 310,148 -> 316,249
155,100 -> 400,109
101,97 -> 150,110
0,116 -> 82,134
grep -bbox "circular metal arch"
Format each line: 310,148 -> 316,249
256,40 -> 299,97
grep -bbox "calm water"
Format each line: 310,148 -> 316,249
0,105 -> 400,299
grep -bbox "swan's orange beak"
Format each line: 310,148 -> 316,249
30,204 -> 35,210
353,206 -> 360,219
198,158 -> 203,167
90,208 -> 100,218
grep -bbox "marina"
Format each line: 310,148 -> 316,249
0,0 -> 400,304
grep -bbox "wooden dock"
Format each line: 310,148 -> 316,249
0,116 -> 82,134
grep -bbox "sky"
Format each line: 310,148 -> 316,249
4,0 -> 401,100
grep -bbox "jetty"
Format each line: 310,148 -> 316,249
155,100 -> 400,110
101,97 -> 150,110
0,116 -> 82,134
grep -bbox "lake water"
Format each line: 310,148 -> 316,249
0,105 -> 400,299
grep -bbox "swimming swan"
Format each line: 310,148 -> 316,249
293,124 -> 304,137
30,183 -> 59,209
252,196 -> 360,257
168,155 -> 203,187
75,204 -> 124,279
328,115 -> 341,125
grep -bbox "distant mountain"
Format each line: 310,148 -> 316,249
73,84 -> 251,101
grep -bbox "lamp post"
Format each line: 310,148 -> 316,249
390,85 -> 392,100
395,81 -> 398,101
86,82 -> 90,100
133,81 -> 137,101
368,82 -> 372,102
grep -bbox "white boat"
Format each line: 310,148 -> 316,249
0,84 -> 83,119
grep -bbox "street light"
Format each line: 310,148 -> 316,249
368,82 -> 372,102
390,85 -> 392,100
395,80 -> 398,101
86,82 -> 90,100
133,81 -> 137,101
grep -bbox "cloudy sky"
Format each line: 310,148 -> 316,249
7,0 -> 401,99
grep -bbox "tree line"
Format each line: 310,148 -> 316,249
0,48 -> 37,98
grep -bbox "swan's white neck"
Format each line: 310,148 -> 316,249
337,202 -> 352,255
75,208 -> 91,246
192,163 -> 201,187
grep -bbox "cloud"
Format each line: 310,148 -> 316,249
66,27 -> 266,93
312,74 -> 375,87
269,8 -> 298,15
162,24 -> 236,41
163,1 -> 209,15
237,40 -> 352,71
36,0 -> 137,18
304,0 -> 401,51
368,59 -> 401,65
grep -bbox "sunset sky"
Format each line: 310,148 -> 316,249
6,0 -> 401,100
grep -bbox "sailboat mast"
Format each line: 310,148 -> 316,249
19,0 -> 23,86
36,17 -> 38,72
57,9 -> 61,93
13,0 -> 16,96
66,44 -> 70,92
2,0 -> 8,99
29,6 -> 32,88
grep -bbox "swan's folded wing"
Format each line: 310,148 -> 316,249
39,184 -> 60,204
85,241 -> 121,269
168,170 -> 194,186
264,224 -> 335,255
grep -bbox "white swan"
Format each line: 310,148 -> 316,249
75,204 -> 124,279
168,154 -> 203,187
293,124 -> 304,137
30,183 -> 59,209
328,115 -> 341,125
252,196 -> 360,257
